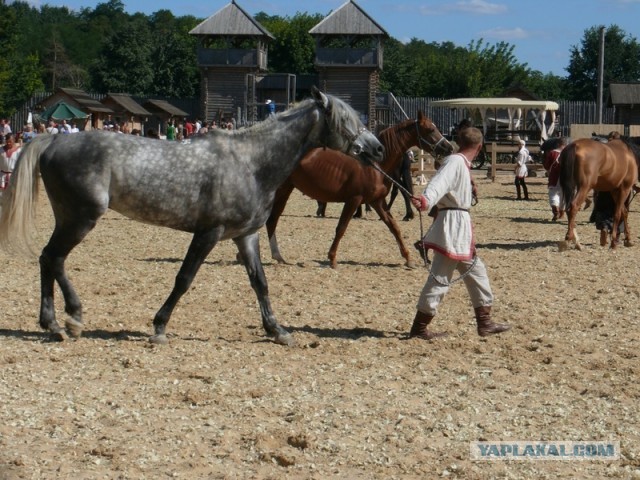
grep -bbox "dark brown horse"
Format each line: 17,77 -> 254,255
559,138 -> 640,250
266,112 -> 454,268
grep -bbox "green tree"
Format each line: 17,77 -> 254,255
91,21 -> 154,95
256,12 -> 322,75
148,11 -> 200,98
566,25 -> 640,100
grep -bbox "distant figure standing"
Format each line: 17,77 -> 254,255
166,121 -> 176,141
514,139 -> 530,200
589,190 -> 625,247
0,133 -> 21,190
266,99 -> 276,118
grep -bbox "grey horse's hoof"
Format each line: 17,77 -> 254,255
274,332 -> 295,346
50,329 -> 68,342
149,334 -> 169,345
65,318 -> 84,338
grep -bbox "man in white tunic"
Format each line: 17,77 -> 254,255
410,127 -> 510,340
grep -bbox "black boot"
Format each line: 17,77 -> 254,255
475,306 -> 511,337
409,311 -> 447,340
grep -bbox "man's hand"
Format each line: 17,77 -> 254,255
411,195 -> 428,211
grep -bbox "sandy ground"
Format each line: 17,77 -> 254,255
1,174 -> 639,479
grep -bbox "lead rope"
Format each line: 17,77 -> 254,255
368,161 -> 478,285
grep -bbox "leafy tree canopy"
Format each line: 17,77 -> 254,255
566,25 -> 640,100
1,2 -> 638,117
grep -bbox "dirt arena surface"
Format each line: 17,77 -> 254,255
1,174 -> 639,479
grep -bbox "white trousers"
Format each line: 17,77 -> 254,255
548,185 -> 563,208
417,251 -> 493,315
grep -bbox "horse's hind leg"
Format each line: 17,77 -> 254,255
266,183 -> 294,264
39,219 -> 98,340
235,232 -> 293,346
328,198 -> 361,268
566,188 -> 591,251
612,188 -> 633,248
150,228 -> 223,345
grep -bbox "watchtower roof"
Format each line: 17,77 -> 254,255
189,0 -> 274,39
309,0 -> 388,37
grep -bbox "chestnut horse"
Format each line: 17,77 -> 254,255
559,138 -> 640,250
266,112 -> 454,268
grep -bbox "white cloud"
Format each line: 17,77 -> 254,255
416,0 -> 507,16
480,27 -> 529,40
451,0 -> 508,15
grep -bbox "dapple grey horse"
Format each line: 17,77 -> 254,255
0,88 -> 384,346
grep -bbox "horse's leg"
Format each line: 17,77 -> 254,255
611,188 -> 633,248
401,189 -> 415,221
623,206 -> 634,248
370,200 -> 414,268
266,183 -> 295,264
566,187 -> 591,251
353,204 -> 363,218
39,216 -> 100,340
316,201 -> 326,217
150,228 -> 223,345
399,162 -> 415,221
328,198 -> 362,268
387,184 -> 398,210
234,232 -> 293,346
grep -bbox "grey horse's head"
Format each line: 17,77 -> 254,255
311,87 -> 384,164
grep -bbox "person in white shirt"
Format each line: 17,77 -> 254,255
0,133 -> 21,190
409,127 -> 510,340
46,120 -> 59,134
514,139 -> 530,200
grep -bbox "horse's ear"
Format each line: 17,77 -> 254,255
417,110 -> 424,121
311,86 -> 329,110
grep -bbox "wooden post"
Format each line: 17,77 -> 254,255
491,142 -> 498,182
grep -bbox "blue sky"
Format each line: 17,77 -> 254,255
23,0 -> 640,76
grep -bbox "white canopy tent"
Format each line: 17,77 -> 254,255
431,97 -> 560,141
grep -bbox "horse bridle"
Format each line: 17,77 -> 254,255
343,125 -> 368,157
320,102 -> 368,157
415,120 -> 451,156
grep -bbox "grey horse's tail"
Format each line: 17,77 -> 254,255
0,134 -> 54,255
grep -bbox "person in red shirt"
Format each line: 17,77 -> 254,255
185,120 -> 194,138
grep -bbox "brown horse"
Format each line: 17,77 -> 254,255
559,138 -> 640,250
266,112 -> 454,268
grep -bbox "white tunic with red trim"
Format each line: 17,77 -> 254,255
421,152 -> 475,261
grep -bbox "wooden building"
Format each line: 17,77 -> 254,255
309,0 -> 388,131
101,93 -> 152,134
142,99 -> 189,137
39,87 -> 113,130
189,0 -> 274,124
608,82 -> 640,129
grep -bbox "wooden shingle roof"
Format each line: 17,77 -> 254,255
102,93 -> 152,116
58,87 -> 113,113
189,0 -> 274,39
309,0 -> 388,37
608,83 -> 640,106
143,99 -> 188,117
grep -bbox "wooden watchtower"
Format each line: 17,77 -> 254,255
309,0 -> 388,131
189,0 -> 274,124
